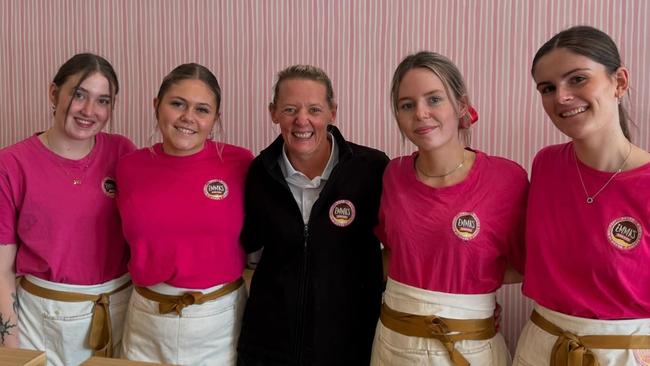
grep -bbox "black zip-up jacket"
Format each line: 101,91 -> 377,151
237,126 -> 389,366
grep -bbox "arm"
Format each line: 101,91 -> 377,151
0,244 -> 19,347
503,265 -> 523,284
381,245 -> 391,282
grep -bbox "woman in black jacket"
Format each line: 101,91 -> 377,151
237,64 -> 389,366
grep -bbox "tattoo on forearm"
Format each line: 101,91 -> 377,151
0,313 -> 16,344
12,292 -> 19,313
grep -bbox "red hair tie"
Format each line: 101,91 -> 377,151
468,106 -> 478,124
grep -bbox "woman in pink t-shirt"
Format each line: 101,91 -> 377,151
515,26 -> 650,365
117,63 -> 252,366
0,53 -> 136,365
370,51 -> 528,365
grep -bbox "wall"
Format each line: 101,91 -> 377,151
2,0 -> 649,352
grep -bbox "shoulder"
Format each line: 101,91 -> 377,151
346,142 -> 390,171
532,143 -> 569,165
0,136 -> 39,168
117,146 -> 154,171
219,143 -> 254,161
98,133 -> 137,156
480,151 -> 528,179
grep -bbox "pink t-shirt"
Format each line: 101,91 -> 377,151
116,141 -> 253,288
376,150 -> 528,294
524,143 -> 650,319
0,133 -> 136,285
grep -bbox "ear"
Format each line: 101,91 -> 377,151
269,103 -> 279,124
329,102 -> 338,124
153,97 -> 159,118
48,83 -> 58,107
614,66 -> 630,98
457,95 -> 471,129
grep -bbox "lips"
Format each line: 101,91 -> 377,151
559,106 -> 588,118
174,126 -> 197,135
414,126 -> 437,135
74,117 -> 96,128
292,131 -> 313,139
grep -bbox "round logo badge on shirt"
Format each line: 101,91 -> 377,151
607,216 -> 642,250
452,212 -> 480,241
329,200 -> 356,227
102,177 -> 117,198
204,179 -> 228,200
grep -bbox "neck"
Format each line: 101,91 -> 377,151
40,128 -> 95,160
573,129 -> 630,172
416,142 -> 466,175
286,138 -> 332,180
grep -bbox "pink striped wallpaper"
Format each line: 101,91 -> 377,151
2,0 -> 648,353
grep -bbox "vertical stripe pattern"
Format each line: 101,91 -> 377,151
1,0 -> 648,353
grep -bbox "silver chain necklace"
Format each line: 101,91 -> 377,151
574,143 -> 632,204
415,151 -> 466,178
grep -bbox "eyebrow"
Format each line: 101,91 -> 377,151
170,96 -> 213,109
397,89 -> 444,103
75,86 -> 112,99
536,68 -> 591,88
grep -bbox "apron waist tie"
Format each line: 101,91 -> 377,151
530,310 -> 650,366
380,303 -> 496,366
135,277 -> 243,316
20,277 -> 131,358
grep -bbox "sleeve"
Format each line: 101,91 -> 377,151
504,167 -> 529,274
240,159 -> 265,253
0,164 -> 18,245
372,157 -> 391,247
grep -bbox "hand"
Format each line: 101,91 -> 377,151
493,302 -> 502,332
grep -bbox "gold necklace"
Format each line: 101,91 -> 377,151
574,142 -> 632,204
43,131 -> 91,185
415,151 -> 466,178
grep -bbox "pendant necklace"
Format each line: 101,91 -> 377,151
43,131 -> 92,186
574,142 -> 632,204
415,151 -> 466,178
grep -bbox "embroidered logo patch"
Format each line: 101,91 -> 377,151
329,200 -> 356,227
204,179 -> 228,200
607,217 -> 642,250
452,212 -> 480,240
102,177 -> 117,198
634,349 -> 650,366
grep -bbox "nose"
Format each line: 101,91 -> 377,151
294,109 -> 310,125
415,102 -> 428,120
180,109 -> 194,123
556,86 -> 573,104
79,99 -> 93,116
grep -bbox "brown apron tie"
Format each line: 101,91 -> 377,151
530,310 -> 650,366
380,303 -> 496,366
135,277 -> 244,316
19,277 -> 131,357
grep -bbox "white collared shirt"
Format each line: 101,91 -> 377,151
279,133 -> 339,224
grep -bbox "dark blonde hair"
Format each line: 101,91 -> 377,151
391,51 -> 472,146
532,26 -> 631,141
270,64 -> 335,109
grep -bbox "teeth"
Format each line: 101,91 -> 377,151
560,106 -> 587,117
293,132 -> 313,139
75,118 -> 93,126
175,126 -> 195,135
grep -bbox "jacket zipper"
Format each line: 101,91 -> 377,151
294,224 -> 309,364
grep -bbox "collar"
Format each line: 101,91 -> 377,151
279,133 -> 339,186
